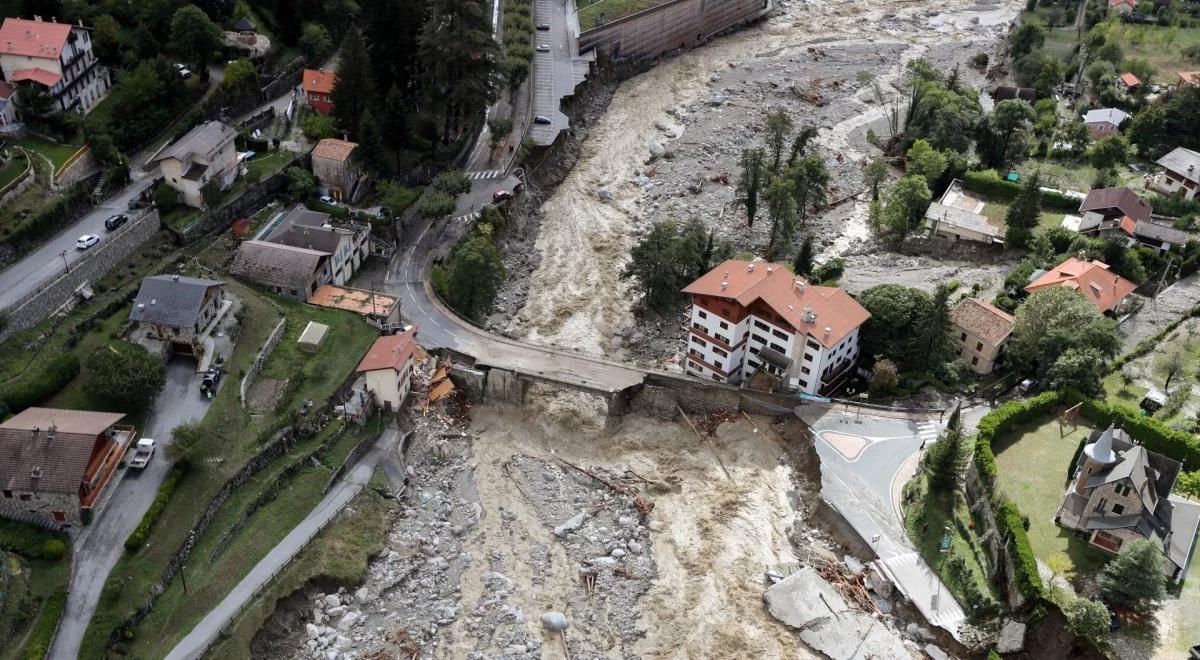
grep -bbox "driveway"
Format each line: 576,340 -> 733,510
799,405 -> 967,637
50,359 -> 211,660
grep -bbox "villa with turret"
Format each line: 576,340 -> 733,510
1056,425 -> 1200,583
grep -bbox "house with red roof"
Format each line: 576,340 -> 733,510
682,259 -> 870,395
301,69 -> 336,115
1118,72 -> 1142,93
1025,257 -> 1137,315
0,17 -> 110,115
356,328 -> 419,411
950,298 -> 1014,374
1108,0 -> 1136,14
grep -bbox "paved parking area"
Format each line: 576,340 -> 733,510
530,0 -> 593,145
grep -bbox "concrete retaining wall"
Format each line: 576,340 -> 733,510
0,209 -> 160,341
579,0 -> 770,63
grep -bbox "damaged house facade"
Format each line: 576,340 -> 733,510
1056,426 -> 1200,583
682,259 -> 870,396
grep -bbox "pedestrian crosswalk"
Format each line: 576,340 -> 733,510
468,169 -> 504,180
449,210 -> 482,224
916,421 -> 941,443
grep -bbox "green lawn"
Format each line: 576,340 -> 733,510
15,136 -> 82,171
992,414 -> 1109,583
577,0 -> 667,30
245,149 -> 295,182
0,152 -> 29,190
79,283 -> 378,658
978,199 -> 1068,232
0,521 -> 71,660
1106,23 -> 1200,83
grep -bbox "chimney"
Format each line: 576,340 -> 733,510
30,426 -> 39,438
46,425 -> 56,441
794,279 -> 805,292
766,267 -> 774,273
802,306 -> 816,324
30,467 -> 43,479
33,15 -> 41,22
150,298 -> 157,305
747,263 -> 755,272
172,274 -> 180,281
721,281 -> 728,291
824,325 -> 831,338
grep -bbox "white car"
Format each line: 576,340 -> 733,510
76,234 -> 99,250
319,195 -> 338,206
129,438 -> 156,469
536,44 -> 551,53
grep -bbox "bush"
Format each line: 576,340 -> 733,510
0,519 -> 69,560
154,185 -> 179,214
430,170 -> 471,196
123,465 -> 186,553
41,539 -> 67,560
812,257 -> 845,284
1080,398 -> 1200,469
21,586 -> 66,660
0,353 -> 80,416
416,191 -> 457,219
1000,500 -> 1044,598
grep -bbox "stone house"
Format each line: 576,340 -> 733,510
153,120 -> 238,208
311,138 -> 364,203
0,408 -> 136,529
356,328 -> 418,412
128,274 -> 226,359
1057,426 -> 1200,583
949,298 -> 1014,374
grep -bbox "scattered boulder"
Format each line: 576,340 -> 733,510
540,611 -> 569,632
553,512 -> 586,538
762,567 -> 848,629
997,619 -> 1027,654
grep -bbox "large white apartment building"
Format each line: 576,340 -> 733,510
682,260 -> 871,396
0,17 -> 110,115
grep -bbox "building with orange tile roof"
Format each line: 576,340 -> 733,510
300,68 -> 336,115
1180,71 -> 1200,88
950,298 -> 1014,374
356,328 -> 418,411
1118,72 -> 1141,92
682,259 -> 870,394
1025,257 -> 1137,315
0,17 -> 110,115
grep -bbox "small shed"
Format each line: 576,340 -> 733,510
297,321 -> 329,353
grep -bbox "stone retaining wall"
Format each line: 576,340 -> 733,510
0,209 -> 160,341
53,145 -> 99,189
240,317 -> 286,406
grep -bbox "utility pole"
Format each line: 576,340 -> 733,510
60,250 -> 70,274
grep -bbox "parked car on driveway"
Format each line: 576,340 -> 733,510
536,44 -> 551,52
76,234 -> 99,250
319,195 -> 338,206
104,214 -> 128,231
200,368 -> 223,399
533,116 -> 552,125
129,438 -> 156,469
536,23 -> 550,30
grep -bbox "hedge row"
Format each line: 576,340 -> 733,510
1078,399 -> 1200,468
974,390 -> 1069,481
5,182 -> 90,248
123,465 -> 186,553
0,519 -> 69,560
0,353 -> 81,420
961,169 -> 1080,212
998,501 -> 1044,599
21,586 -> 66,660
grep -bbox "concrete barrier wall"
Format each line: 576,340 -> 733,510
579,0 -> 770,63
0,209 -> 161,341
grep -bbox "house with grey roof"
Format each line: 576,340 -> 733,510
925,180 -> 1004,245
1056,425 -> 1200,583
129,274 -> 227,358
230,205 -> 371,300
1153,146 -> 1200,201
1082,108 -> 1131,138
153,120 -> 238,208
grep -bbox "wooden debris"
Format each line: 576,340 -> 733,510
678,405 -> 732,479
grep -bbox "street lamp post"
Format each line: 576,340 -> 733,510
60,250 -> 70,274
